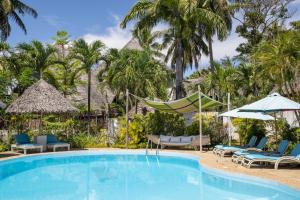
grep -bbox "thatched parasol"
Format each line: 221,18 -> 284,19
6,79 -> 78,114
6,79 -> 78,133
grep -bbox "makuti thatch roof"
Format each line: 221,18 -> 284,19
68,69 -> 115,112
6,79 -> 78,114
122,38 -> 143,51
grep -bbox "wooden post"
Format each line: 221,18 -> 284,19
39,112 -> 43,135
125,89 -> 129,149
227,93 -> 231,146
198,85 -> 202,152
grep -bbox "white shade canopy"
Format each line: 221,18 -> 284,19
239,93 -> 300,113
220,108 -> 274,121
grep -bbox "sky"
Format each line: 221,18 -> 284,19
7,0 -> 300,76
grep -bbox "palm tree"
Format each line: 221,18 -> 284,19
201,0 -> 233,70
0,0 -> 37,40
16,40 -> 58,83
71,39 -> 106,134
253,30 -> 300,125
103,48 -> 169,113
121,0 -> 227,99
51,31 -> 81,97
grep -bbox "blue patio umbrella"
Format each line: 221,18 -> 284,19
239,93 -> 300,144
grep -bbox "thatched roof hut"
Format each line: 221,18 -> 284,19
6,79 -> 78,114
122,38 -> 143,51
128,101 -> 155,117
67,69 -> 115,113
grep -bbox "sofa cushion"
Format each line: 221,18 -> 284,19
160,135 -> 171,143
170,136 -> 181,143
15,133 -> 30,145
180,136 -> 193,143
47,134 -> 58,144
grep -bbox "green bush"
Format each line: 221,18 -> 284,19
232,118 -> 266,146
185,113 -> 223,145
145,111 -> 185,136
115,114 -> 147,148
0,141 -> 8,152
68,129 -> 107,149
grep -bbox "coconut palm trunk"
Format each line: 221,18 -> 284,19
175,40 -> 184,99
87,69 -> 91,135
208,36 -> 214,71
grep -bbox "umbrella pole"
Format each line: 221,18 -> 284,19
125,89 -> 129,149
227,93 -> 231,146
244,119 -> 248,146
274,114 -> 278,146
198,85 -> 202,153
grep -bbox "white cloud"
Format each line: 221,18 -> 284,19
200,33 -> 246,66
81,14 -> 132,49
82,27 -> 131,49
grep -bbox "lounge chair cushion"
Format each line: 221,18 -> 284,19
16,143 -> 42,149
47,142 -> 69,146
180,136 -> 193,143
256,137 -> 267,149
15,134 -> 31,145
221,146 -> 243,151
290,144 -> 300,157
47,135 -> 58,144
246,136 -> 257,147
215,144 -> 225,149
245,153 -> 281,160
277,140 -> 290,155
170,136 -> 181,143
160,135 -> 171,143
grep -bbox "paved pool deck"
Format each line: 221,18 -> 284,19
0,148 -> 299,190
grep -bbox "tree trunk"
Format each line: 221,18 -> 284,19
175,39 -> 184,99
87,69 -> 91,135
135,99 -> 138,114
208,36 -> 214,71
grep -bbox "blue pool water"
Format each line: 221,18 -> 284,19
0,151 -> 299,200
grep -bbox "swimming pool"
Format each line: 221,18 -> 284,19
0,151 -> 299,200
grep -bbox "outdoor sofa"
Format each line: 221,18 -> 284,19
147,134 -> 211,151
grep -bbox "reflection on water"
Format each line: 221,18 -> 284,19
0,154 -> 299,200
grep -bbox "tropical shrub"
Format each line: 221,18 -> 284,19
232,118 -> 266,146
68,129 -> 107,149
0,140 -> 8,152
145,111 -> 185,136
115,114 -> 147,148
185,113 -> 224,145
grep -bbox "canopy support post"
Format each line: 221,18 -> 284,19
198,85 -> 202,153
227,93 -> 231,146
125,89 -> 129,149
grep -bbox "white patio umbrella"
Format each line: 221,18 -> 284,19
239,93 -> 300,144
220,108 -> 274,145
220,108 -> 274,120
